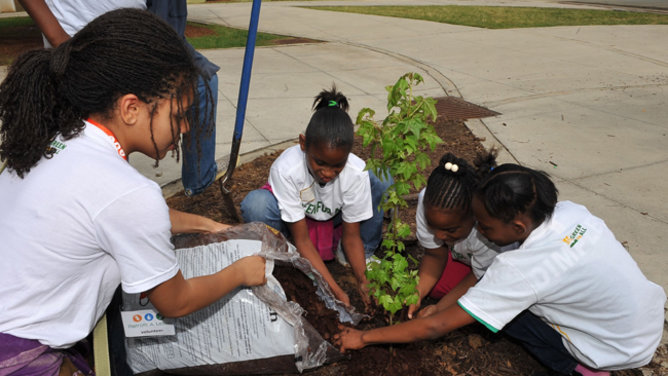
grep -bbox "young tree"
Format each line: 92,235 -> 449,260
357,73 -> 442,324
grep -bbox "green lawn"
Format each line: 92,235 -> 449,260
305,5 -> 668,29
0,17 -> 312,64
185,22 -> 297,49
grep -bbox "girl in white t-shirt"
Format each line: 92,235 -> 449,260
336,164 -> 665,376
0,10 -> 265,375
241,87 -> 391,308
409,152 -> 500,319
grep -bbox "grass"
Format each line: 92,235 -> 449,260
0,17 -> 313,64
185,22 -> 297,49
0,16 -> 35,28
305,5 -> 668,29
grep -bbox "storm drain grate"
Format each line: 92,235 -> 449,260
434,96 -> 500,121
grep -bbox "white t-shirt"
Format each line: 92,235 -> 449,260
268,145 -> 372,224
43,0 -> 146,47
458,201 -> 666,370
0,122 -> 179,348
416,188 -> 510,279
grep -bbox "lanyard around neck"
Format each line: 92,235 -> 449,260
87,118 -> 127,160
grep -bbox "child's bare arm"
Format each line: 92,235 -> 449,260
288,219 -> 351,306
417,272 -> 478,319
341,221 -> 371,306
335,304 -> 475,351
169,208 -> 230,234
148,255 -> 266,317
341,221 -> 368,285
408,246 -> 449,318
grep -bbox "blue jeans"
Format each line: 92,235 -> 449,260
182,74 -> 218,196
503,310 -> 578,375
240,170 -> 392,258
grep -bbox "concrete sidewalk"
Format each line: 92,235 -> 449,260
176,0 -> 668,314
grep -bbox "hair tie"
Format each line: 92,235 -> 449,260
444,162 -> 459,173
328,100 -> 338,107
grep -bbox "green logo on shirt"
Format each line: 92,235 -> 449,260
47,140 -> 67,155
303,201 -> 340,216
562,224 -> 587,248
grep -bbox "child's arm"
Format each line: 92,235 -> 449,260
169,208 -> 230,234
288,219 -> 351,306
335,303 -> 475,351
341,221 -> 371,304
148,255 -> 266,317
408,245 -> 449,318
418,271 -> 477,319
18,0 -> 70,47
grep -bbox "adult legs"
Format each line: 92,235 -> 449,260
182,74 -> 218,196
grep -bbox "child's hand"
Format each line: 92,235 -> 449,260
407,298 -> 422,319
234,256 -> 267,287
416,304 -> 439,319
357,282 -> 372,310
333,326 -> 365,352
332,285 -> 351,307
209,222 -> 231,233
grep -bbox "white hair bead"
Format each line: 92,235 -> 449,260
444,162 -> 459,172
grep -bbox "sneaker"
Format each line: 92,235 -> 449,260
573,364 -> 609,376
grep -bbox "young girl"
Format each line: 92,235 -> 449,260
409,152 -> 510,319
336,164 -> 666,376
0,10 -> 265,375
240,87 -> 391,307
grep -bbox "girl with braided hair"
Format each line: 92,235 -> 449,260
336,163 -> 665,376
0,9 -> 265,375
408,151 -> 513,319
241,86 -> 391,308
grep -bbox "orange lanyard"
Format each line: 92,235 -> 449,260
87,118 -> 127,160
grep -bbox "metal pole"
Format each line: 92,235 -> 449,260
219,0 -> 262,193
219,0 -> 262,223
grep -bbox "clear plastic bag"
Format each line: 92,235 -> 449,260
124,222 -> 363,374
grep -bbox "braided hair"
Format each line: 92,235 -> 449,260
424,150 -> 498,212
0,9 -> 207,177
303,85 -> 354,151
476,164 -> 558,224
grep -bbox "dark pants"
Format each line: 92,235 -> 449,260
503,310 -> 578,375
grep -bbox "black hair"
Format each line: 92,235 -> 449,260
476,164 -> 558,224
0,9 -> 208,178
303,85 -> 354,151
424,149 -> 498,212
